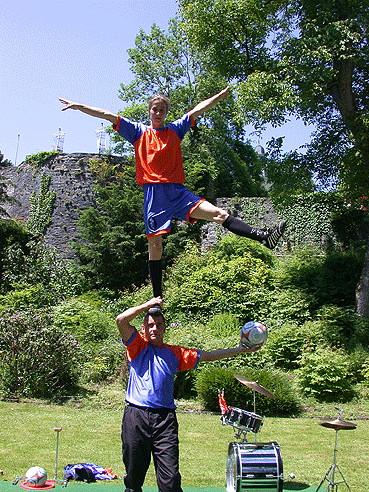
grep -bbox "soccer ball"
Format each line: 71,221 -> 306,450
241,321 -> 268,349
25,466 -> 47,487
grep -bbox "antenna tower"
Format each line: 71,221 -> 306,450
95,123 -> 106,154
52,128 -> 66,152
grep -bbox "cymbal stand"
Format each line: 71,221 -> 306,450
316,411 -> 352,492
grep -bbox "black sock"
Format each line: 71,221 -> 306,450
148,260 -> 162,298
222,215 -> 266,242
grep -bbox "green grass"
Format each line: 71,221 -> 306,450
0,400 -> 368,491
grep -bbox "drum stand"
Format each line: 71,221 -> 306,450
251,388 -> 258,443
232,427 -> 249,442
316,411 -> 356,492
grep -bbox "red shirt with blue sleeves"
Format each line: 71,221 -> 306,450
113,113 -> 195,186
123,330 -> 200,409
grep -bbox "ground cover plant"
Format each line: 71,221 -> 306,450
0,400 -> 368,491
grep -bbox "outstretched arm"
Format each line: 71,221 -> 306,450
199,340 -> 258,363
59,98 -> 118,125
189,86 -> 230,121
116,297 -> 162,343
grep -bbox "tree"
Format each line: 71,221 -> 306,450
112,18 -> 265,202
179,0 -> 369,191
179,0 -> 369,316
71,157 -> 148,293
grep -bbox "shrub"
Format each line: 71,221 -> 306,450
264,321 -> 323,370
362,356 -> 369,387
269,288 -> 312,323
273,248 -> 364,312
79,339 -> 127,384
205,312 -> 241,338
53,294 -> 115,349
195,366 -> 300,416
2,239 -> 86,303
316,304 -> 369,349
53,294 -> 125,384
0,309 -> 81,398
212,234 -> 275,267
349,347 -> 369,383
164,242 -> 273,320
0,283 -> 48,311
297,345 -> 355,402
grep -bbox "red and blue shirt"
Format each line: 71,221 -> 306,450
123,330 -> 200,409
114,113 -> 195,186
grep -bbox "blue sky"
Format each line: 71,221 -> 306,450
1,0 -> 314,165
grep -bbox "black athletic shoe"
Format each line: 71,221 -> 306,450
148,304 -> 162,315
263,220 -> 286,249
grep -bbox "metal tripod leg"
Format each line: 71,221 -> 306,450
316,463 -> 351,492
316,429 -> 351,492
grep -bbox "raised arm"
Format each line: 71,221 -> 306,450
199,340 -> 258,363
189,86 -> 230,121
59,98 -> 119,125
116,297 -> 162,343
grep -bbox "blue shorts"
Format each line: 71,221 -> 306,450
143,183 -> 204,238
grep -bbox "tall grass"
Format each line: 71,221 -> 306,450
0,401 -> 368,491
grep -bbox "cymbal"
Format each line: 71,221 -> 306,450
319,419 -> 357,430
234,374 -> 276,399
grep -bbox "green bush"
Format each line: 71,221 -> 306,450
297,345 -> 355,402
0,309 -> 81,398
80,339 -> 127,384
269,288 -> 312,323
2,239 -> 85,303
362,356 -> 369,386
211,234 -> 275,267
349,347 -> 369,383
195,366 -> 300,416
264,321 -> 323,370
53,294 -> 126,384
53,294 -> 115,348
205,312 -> 241,338
164,242 -> 273,320
273,248 -> 364,312
0,283 -> 48,311
316,304 -> 369,350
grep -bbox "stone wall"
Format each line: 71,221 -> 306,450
2,153 -> 126,259
1,153 -> 279,258
200,197 -> 279,252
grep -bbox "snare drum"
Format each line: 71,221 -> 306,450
223,407 -> 264,434
226,441 -> 283,492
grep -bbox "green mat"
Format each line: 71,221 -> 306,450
0,480 -> 326,492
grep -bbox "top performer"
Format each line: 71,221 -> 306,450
59,87 -> 285,301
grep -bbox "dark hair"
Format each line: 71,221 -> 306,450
143,311 -> 166,326
148,94 -> 171,114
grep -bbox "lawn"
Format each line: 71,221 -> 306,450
0,400 -> 368,491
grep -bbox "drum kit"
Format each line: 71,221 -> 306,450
221,376 -> 356,492
221,374 -> 283,492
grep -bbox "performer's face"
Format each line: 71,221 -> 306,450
149,101 -> 167,129
142,314 -> 166,347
